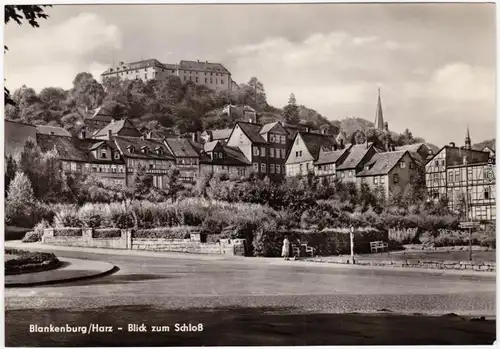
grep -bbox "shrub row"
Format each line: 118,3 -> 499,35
132,226 -> 198,239
53,228 -> 83,237
92,228 -> 122,239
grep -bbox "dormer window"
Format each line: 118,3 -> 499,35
100,149 -> 107,159
155,147 -> 163,155
127,145 -> 135,153
114,152 -> 120,160
141,146 -> 149,154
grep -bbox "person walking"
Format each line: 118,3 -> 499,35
282,236 -> 290,260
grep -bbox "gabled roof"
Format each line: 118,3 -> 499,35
336,144 -> 376,170
222,145 -> 251,166
179,60 -> 229,74
425,145 -> 490,166
36,134 -> 124,164
101,59 -> 168,75
298,132 -> 338,160
163,138 -> 199,158
203,140 -> 221,153
93,119 -> 142,138
315,146 -> 351,165
36,125 -> 71,137
202,128 -> 233,140
237,122 -> 266,144
114,136 -> 174,160
259,121 -> 288,135
395,143 -> 426,153
357,150 -> 409,177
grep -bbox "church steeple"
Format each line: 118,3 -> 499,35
374,87 -> 384,130
465,125 -> 472,150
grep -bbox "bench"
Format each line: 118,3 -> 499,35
292,243 -> 316,257
370,241 -> 389,253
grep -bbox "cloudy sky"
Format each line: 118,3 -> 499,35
4,3 -> 496,146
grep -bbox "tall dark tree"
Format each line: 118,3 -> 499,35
5,5 -> 51,106
282,93 -> 300,124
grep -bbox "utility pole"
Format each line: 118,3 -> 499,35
350,226 -> 355,264
463,156 -> 472,261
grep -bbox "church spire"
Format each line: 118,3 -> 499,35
465,125 -> 472,150
374,87 -> 384,130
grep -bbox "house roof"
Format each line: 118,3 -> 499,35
113,136 -> 174,160
163,138 -> 200,158
315,146 -> 351,165
237,122 -> 266,144
395,143 -> 426,153
93,119 -> 142,138
179,60 -> 229,74
222,145 -> 251,166
203,140 -> 220,153
259,121 -> 288,135
357,151 -> 409,177
203,128 -> 232,140
298,132 -> 338,160
36,125 -> 71,137
36,134 -> 124,164
426,146 -> 490,166
336,144 -> 375,170
101,59 -> 168,76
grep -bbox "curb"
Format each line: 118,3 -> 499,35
5,263 -> 119,288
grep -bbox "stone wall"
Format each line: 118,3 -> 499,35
42,228 -> 244,256
306,256 -> 495,272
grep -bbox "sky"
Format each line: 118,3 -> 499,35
3,3 -> 496,146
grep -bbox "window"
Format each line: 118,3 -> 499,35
196,77 -> 198,83
221,79 -> 224,84
276,165 -> 281,174
435,160 -> 439,167
219,153 -> 223,159
270,164 -> 275,173
114,152 -> 120,160
253,146 -> 259,156
393,173 -> 399,183
252,163 -> 259,172
145,74 -> 148,79
455,170 -> 460,182
484,188 -> 490,199
261,163 -> 266,173
261,147 -> 266,156
205,78 -> 208,83
400,162 -> 406,168
341,171 -> 345,178
448,172 -> 453,182
380,176 -> 385,184
295,138 -> 299,145
300,164 -> 303,173
100,149 -> 107,159
281,135 -> 286,144
348,171 -> 353,177
184,76 -> 187,81
282,149 -> 287,159
270,134 -> 275,143
362,178 -> 366,183
296,151 -> 299,157
270,148 -> 274,158
373,177 -> 378,184
210,78 -> 213,84
111,165 -> 117,173
410,163 -> 415,169
239,134 -> 243,144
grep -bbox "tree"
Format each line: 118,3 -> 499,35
5,5 -> 51,106
165,166 -> 183,201
70,72 -> 105,109
238,77 -> 267,111
5,171 -> 37,227
5,155 -> 18,197
129,164 -> 153,199
282,93 -> 300,124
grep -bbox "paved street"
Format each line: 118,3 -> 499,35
5,248 -> 496,346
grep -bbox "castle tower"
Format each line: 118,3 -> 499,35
374,87 -> 385,130
465,125 -> 472,150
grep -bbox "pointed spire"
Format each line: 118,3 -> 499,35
374,87 -> 384,130
465,124 -> 472,150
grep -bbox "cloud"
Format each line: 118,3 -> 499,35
5,13 -> 122,91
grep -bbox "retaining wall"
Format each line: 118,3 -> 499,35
42,228 -> 245,256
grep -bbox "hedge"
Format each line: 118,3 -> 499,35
253,227 -> 387,257
92,228 -> 122,239
132,226 -> 199,239
53,228 -> 83,237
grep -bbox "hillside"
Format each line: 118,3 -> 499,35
473,138 -> 495,151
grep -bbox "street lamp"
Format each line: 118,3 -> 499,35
350,226 -> 355,264
463,156 -> 472,261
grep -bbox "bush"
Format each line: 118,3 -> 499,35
53,228 -> 83,237
78,203 -> 105,228
22,220 -> 49,243
54,206 -> 82,228
388,228 -> 419,244
133,226 -> 198,239
419,227 -> 497,248
92,228 -> 122,238
5,172 -> 37,228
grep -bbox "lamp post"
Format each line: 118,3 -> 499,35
350,226 -> 355,264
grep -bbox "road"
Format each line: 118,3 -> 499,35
5,248 -> 496,346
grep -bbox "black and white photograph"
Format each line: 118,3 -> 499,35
3,1 -> 496,346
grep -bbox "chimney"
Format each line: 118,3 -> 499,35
85,106 -> 88,113
450,142 -> 456,148
191,132 -> 197,143
366,138 -> 369,149
333,144 -> 338,151
340,139 -> 344,149
107,130 -> 112,140
306,127 -> 311,133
